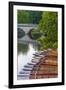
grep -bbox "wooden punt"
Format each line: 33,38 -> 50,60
29,49 -> 58,79
18,49 -> 58,80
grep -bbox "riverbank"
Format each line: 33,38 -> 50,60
29,49 -> 58,79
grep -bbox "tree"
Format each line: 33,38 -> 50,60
37,11 -> 58,50
17,10 -> 30,23
17,10 -> 42,24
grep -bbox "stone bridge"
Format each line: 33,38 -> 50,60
17,24 -> 38,44
17,24 -> 37,34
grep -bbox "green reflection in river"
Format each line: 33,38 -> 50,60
18,43 -> 29,54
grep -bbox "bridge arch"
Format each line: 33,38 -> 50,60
17,28 -> 25,38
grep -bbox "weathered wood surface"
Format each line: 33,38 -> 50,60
29,49 -> 58,79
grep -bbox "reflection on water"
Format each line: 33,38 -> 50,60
18,43 -> 38,73
18,43 -> 29,55
17,35 -> 40,79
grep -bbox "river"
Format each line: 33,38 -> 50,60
17,34 -> 40,80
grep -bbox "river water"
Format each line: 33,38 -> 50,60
17,35 -> 40,80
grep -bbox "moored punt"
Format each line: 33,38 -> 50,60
18,49 -> 57,80
29,49 -> 58,79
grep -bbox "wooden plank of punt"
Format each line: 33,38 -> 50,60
32,56 -> 47,60
19,73 -> 30,75
33,52 -> 44,55
32,58 -> 40,60
33,55 -> 44,58
23,68 -> 32,71
33,53 -> 47,56
33,57 -> 47,61
23,67 -> 33,69
19,71 -> 31,74
38,63 -> 57,66
26,64 -> 34,66
34,55 -> 47,59
31,68 -> 57,71
29,62 -> 39,64
33,54 -> 44,57
32,57 -> 41,59
32,59 -> 40,62
33,53 -> 39,56
24,65 -> 33,68
17,75 -> 29,77
27,63 -> 36,65
35,50 -> 47,54
17,77 -> 29,79
31,61 -> 39,63
32,59 -> 40,61
30,70 -> 57,73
